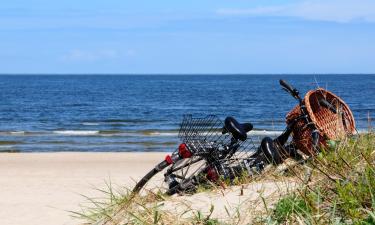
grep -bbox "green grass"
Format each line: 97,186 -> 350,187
272,194 -> 311,223
73,133 -> 374,225
191,205 -> 221,225
267,133 -> 375,224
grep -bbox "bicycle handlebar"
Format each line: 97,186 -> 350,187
280,79 -> 320,153
279,79 -> 300,100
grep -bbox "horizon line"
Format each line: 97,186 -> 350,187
0,73 -> 374,76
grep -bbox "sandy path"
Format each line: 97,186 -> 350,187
0,152 -> 167,225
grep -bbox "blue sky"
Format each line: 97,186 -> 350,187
1,0 -> 375,74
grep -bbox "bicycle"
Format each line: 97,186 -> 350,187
132,79 -> 356,195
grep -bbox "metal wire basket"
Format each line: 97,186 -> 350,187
178,114 -> 257,159
178,114 -> 230,154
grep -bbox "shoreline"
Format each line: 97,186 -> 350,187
0,152 -> 168,225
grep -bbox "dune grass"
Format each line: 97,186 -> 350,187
73,133 -> 374,225
265,132 -> 375,224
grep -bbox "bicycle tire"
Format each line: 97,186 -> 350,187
132,160 -> 169,194
165,161 -> 209,195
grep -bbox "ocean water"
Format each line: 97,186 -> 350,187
0,75 -> 373,152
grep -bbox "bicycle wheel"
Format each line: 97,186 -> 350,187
163,155 -> 208,195
132,153 -> 205,195
132,159 -> 170,194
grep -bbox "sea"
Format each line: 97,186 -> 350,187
0,75 -> 373,152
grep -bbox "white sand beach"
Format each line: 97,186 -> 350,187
0,152 -> 297,225
0,152 -> 167,225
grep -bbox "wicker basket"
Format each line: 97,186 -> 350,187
286,88 -> 356,155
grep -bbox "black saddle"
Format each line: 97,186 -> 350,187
222,116 -> 253,141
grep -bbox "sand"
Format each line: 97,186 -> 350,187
0,152 -> 297,225
160,180 -> 296,224
0,152 -> 168,225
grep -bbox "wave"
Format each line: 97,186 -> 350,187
82,119 -> 163,124
52,130 -> 177,137
139,129 -> 283,137
249,130 -> 283,136
53,130 -> 99,135
10,131 -> 25,135
124,141 -> 177,146
357,129 -> 372,134
103,119 -> 143,123
0,131 -> 27,135
0,145 -> 14,148
139,130 -> 178,136
82,122 -> 100,126
2,128 -> 367,138
0,129 -> 284,137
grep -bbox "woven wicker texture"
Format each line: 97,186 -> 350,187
286,88 -> 356,155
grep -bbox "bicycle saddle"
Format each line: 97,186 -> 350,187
222,116 -> 253,141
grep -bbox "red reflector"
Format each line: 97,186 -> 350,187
165,155 -> 173,165
206,167 -> 219,182
178,143 -> 192,158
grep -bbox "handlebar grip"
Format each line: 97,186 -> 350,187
279,79 -> 295,94
279,79 -> 301,101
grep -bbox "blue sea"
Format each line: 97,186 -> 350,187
0,75 -> 373,152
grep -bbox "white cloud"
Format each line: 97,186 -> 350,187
216,0 -> 375,23
61,49 -> 118,62
216,6 -> 285,16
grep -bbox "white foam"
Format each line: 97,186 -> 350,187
147,130 -> 283,137
147,132 -> 178,136
0,145 -> 13,148
10,131 -> 25,135
248,130 -> 283,136
357,129 -> 372,134
82,122 -> 100,126
149,130 -> 283,137
53,130 -> 99,135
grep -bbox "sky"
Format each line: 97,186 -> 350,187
1,0 -> 375,74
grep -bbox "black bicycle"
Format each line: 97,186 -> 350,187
132,79 -> 353,195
